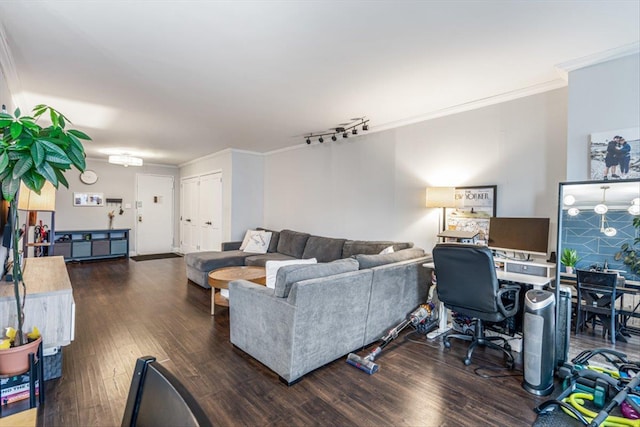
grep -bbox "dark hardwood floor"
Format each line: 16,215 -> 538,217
22,257 -> 638,426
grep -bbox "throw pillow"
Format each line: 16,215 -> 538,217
379,245 -> 395,254
243,231 -> 272,254
239,229 -> 255,250
265,258 -> 317,289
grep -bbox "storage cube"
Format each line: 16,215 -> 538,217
72,241 -> 91,258
92,240 -> 110,257
52,242 -> 71,258
111,240 -> 128,255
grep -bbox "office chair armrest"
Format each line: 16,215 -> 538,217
496,284 -> 520,318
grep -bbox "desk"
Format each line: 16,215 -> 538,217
0,256 -> 75,349
423,262 -> 552,341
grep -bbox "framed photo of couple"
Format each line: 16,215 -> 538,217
444,185 -> 497,245
590,127 -> 639,180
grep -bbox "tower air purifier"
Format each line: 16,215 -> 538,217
522,289 -> 555,396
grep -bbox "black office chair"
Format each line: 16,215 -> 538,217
432,243 -> 520,367
575,269 -> 621,344
122,356 -> 212,427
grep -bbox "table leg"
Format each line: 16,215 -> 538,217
211,289 -> 216,315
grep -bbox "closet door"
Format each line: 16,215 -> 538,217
180,177 -> 199,253
198,173 -> 222,251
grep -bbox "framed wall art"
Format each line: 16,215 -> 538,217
590,127 -> 639,180
445,185 -> 497,245
73,192 -> 104,207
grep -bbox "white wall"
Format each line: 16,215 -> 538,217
264,88 -> 568,253
55,159 -> 180,253
567,54 -> 640,181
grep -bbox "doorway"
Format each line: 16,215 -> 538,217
136,174 -> 175,255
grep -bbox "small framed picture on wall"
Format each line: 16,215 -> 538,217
445,185 -> 497,245
73,192 -> 104,207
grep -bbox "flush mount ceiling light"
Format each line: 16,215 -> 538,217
303,117 -> 370,145
593,186 -> 610,215
108,154 -> 143,167
563,195 -> 576,206
567,207 -> 580,216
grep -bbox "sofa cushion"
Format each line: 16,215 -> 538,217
342,240 -> 413,258
265,258 -> 318,289
244,252 -> 297,267
274,258 -> 359,298
301,235 -> 347,262
277,230 -> 310,258
257,227 -> 280,253
185,250 -> 250,271
354,248 -> 425,270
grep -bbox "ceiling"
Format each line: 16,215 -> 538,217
0,1 -> 639,166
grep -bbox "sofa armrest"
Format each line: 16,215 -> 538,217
222,241 -> 242,251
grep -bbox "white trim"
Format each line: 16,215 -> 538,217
178,147 -> 263,168
180,168 -> 223,181
555,41 -> 640,80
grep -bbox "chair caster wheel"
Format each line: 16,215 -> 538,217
506,360 -> 514,370
464,358 -> 471,366
444,341 -> 451,348
504,343 -> 511,351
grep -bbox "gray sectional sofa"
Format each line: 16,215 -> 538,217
230,249 -> 431,384
185,228 -> 432,385
185,228 -> 415,288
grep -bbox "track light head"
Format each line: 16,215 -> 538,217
352,128 -> 358,135
306,138 -> 311,144
362,123 -> 369,131
319,137 -> 324,143
331,134 -> 337,141
343,132 -> 348,138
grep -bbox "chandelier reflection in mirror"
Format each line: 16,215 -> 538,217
596,186 -> 617,236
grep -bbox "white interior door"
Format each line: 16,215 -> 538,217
180,177 -> 199,253
136,174 -> 174,255
198,173 -> 222,251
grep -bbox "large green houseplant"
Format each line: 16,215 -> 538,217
0,104 -> 90,350
615,216 -> 640,275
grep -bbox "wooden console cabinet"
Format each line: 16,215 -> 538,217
51,228 -> 130,261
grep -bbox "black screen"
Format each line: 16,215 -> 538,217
488,217 -> 550,256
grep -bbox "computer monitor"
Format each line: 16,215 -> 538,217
488,217 -> 550,259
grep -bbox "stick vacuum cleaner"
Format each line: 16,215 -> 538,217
346,304 -> 433,375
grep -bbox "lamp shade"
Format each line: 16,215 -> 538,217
426,187 -> 456,208
17,181 -> 56,211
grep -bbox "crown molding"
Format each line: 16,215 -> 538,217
555,41 -> 640,80
178,147 -> 263,168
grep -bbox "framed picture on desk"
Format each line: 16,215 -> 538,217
445,185 -> 497,245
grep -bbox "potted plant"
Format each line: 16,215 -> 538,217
0,104 -> 90,375
614,216 -> 640,275
560,248 -> 579,274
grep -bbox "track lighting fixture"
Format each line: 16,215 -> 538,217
303,117 -> 370,145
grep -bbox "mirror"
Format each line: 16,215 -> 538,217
557,179 -> 640,283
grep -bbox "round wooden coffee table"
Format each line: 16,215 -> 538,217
208,266 -> 266,315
